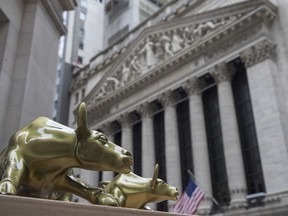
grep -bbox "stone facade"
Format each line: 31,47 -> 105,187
69,0 -> 288,215
0,0 -> 76,151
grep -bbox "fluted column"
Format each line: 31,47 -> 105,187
184,78 -> 212,214
119,113 -> 133,157
211,63 -> 247,207
137,102 -> 156,178
241,40 -> 288,193
159,91 -> 182,210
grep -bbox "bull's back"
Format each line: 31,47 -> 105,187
15,117 -> 76,157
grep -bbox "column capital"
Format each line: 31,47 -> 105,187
210,63 -> 235,83
137,102 -> 156,118
183,78 -> 205,96
240,40 -> 277,68
158,90 -> 180,107
118,113 -> 134,128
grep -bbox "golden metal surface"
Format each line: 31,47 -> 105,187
97,164 -> 179,209
0,103 -> 133,206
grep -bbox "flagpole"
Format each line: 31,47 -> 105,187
187,169 -> 225,214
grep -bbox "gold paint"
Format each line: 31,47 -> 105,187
0,103 -> 133,206
97,164 -> 179,209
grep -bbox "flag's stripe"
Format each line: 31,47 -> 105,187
187,189 -> 204,213
183,188 -> 203,214
173,179 -> 205,214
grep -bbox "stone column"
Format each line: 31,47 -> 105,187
184,78 -> 212,214
119,113 -> 133,157
241,40 -> 288,194
159,91 -> 182,210
137,102 -> 156,178
210,63 -> 247,207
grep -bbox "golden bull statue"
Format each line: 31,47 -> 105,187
0,103 -> 133,206
0,102 -> 178,209
98,164 -> 179,209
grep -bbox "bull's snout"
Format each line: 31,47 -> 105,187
175,188 -> 179,197
122,150 -> 133,166
122,149 -> 132,157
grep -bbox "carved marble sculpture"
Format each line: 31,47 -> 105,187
0,102 -> 133,206
98,164 -> 178,209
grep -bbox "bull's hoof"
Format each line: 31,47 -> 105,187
95,192 -> 119,207
0,180 -> 17,195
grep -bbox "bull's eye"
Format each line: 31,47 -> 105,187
98,134 -> 108,147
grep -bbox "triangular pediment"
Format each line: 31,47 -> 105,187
85,0 -> 277,112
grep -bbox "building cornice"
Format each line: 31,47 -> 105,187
41,0 -> 77,36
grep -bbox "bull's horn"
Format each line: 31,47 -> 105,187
76,102 -> 91,139
151,164 -> 159,190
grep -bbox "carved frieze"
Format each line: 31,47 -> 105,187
91,16 -> 237,101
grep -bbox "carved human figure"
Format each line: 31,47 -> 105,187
183,26 -> 195,46
171,30 -> 184,53
139,38 -> 156,68
160,35 -> 174,58
121,63 -> 130,86
193,21 -> 215,39
154,42 -> 164,62
130,56 -> 141,75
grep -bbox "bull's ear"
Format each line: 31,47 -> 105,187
151,164 -> 159,190
76,102 -> 91,139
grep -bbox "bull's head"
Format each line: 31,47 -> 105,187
150,164 -> 179,201
75,103 -> 133,173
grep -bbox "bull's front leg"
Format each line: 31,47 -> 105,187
0,152 -> 26,195
57,174 -> 119,206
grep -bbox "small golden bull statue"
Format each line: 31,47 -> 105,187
98,164 -> 179,209
0,103 -> 133,206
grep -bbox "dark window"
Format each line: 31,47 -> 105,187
153,105 -> 167,211
74,92 -> 79,104
232,60 -> 265,194
176,97 -> 193,191
77,56 -> 83,64
79,28 -> 85,37
113,122 -> 122,177
79,41 -> 84,50
132,118 -> 142,176
81,88 -> 85,99
98,171 -> 103,182
114,131 -> 122,147
203,85 -> 230,206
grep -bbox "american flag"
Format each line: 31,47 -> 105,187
174,179 -> 205,214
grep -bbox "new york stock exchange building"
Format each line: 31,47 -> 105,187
68,0 -> 288,215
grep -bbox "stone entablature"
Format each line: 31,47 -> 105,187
80,1 -> 276,114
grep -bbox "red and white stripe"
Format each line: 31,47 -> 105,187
174,187 -> 204,214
